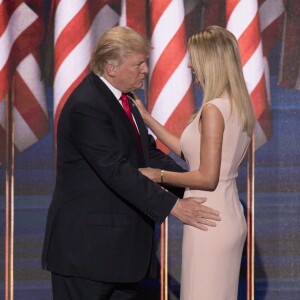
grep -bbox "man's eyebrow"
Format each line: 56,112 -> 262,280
134,60 -> 145,66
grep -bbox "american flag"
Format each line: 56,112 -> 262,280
52,0 -> 196,155
0,1 -> 294,164
226,0 -> 271,148
0,0 -> 49,164
200,0 -> 285,148
148,0 -> 195,153
51,0 -> 120,140
51,0 -> 291,153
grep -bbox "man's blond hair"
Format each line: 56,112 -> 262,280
90,26 -> 151,75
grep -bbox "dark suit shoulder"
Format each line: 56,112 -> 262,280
63,73 -> 114,114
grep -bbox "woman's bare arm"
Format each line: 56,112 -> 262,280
133,98 -> 182,157
139,103 -> 224,190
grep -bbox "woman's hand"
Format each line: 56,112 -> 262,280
139,167 -> 161,182
130,93 -> 151,124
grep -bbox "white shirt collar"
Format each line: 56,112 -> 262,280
99,75 -> 138,129
99,76 -> 122,101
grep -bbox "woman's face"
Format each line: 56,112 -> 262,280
188,58 -> 200,85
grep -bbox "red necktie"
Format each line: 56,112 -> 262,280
120,93 -> 143,152
120,93 -> 138,133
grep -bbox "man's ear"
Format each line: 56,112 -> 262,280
105,62 -> 116,77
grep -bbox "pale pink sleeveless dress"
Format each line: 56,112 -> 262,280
179,98 -> 250,300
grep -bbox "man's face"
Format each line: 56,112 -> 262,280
112,52 -> 148,92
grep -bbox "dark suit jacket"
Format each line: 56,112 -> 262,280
42,72 -> 184,283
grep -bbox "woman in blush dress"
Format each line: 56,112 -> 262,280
134,26 -> 256,300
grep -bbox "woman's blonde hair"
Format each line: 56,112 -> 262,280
90,26 -> 151,75
188,25 -> 255,136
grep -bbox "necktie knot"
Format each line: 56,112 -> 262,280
120,92 -> 136,129
120,93 -> 133,121
120,93 -> 130,111
120,93 -> 127,101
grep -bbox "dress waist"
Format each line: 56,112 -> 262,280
218,173 -> 238,182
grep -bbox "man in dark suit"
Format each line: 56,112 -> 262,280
42,26 -> 220,300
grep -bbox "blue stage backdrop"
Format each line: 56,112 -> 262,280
0,1 -> 300,299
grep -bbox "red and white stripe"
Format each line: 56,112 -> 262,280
148,0 -> 195,153
0,1 -> 49,163
119,0 -> 147,36
53,0 -> 119,137
200,0 -> 285,147
226,0 -> 273,148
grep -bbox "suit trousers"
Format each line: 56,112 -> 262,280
51,273 -> 138,300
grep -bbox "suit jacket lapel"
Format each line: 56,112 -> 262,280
129,100 -> 149,165
90,72 -> 136,138
90,72 -> 147,164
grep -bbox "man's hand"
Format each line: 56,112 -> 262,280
170,197 -> 221,231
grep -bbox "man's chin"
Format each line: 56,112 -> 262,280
134,82 -> 144,90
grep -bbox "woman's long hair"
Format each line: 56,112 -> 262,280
188,25 -> 255,136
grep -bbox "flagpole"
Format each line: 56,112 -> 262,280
5,79 -> 15,300
160,222 -> 164,300
251,135 -> 255,299
246,134 -> 255,300
160,218 -> 168,300
164,217 -> 168,300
